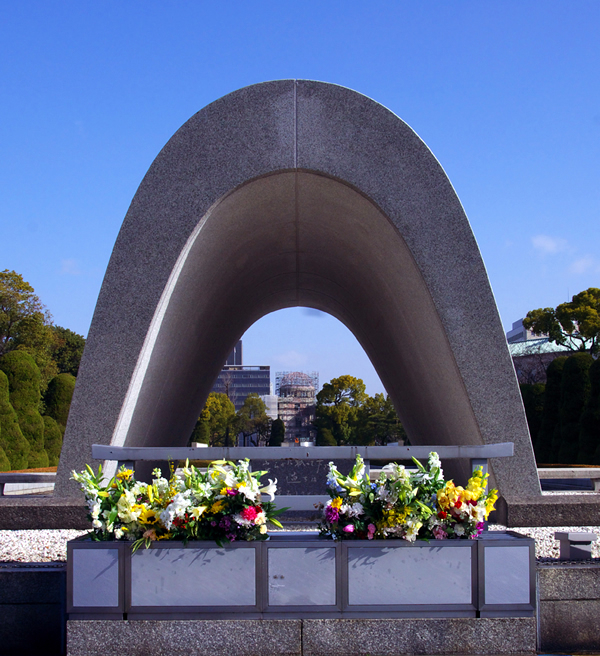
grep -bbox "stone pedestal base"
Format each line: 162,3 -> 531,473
67,617 -> 537,656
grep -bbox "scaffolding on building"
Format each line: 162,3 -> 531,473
275,371 -> 319,397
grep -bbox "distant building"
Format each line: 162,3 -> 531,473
276,371 -> 319,444
506,319 -> 591,384
259,394 -> 279,421
211,341 -> 271,411
506,319 -> 537,344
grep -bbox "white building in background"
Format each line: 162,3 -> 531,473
259,394 -> 279,421
506,319 -> 538,344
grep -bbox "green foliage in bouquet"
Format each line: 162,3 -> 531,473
71,459 -> 285,551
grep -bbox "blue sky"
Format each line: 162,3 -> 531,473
1,2 -> 599,395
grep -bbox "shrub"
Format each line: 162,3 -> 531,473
43,415 -> 63,466
579,358 -> 600,465
0,369 -> 29,469
0,351 -> 48,468
44,373 -> 76,432
537,357 -> 566,463
557,353 -> 593,464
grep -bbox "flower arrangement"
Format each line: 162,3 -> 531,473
71,459 -> 283,549
318,452 -> 497,541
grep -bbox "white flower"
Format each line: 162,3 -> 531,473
237,482 -> 258,502
114,528 -> 124,540
234,513 -> 253,527
259,479 -> 277,502
454,524 -> 465,536
92,519 -> 103,529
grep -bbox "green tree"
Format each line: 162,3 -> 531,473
542,357 -> 568,464
44,373 -> 76,433
235,394 -> 271,446
0,270 -> 59,393
523,288 -> 600,355
190,418 -> 210,445
579,358 -> 600,465
268,418 -> 285,446
557,353 -> 593,464
50,326 -> 86,376
196,392 -> 236,447
42,415 -> 63,467
0,369 -> 29,469
519,383 -> 545,461
315,375 -> 367,446
0,351 -> 48,468
358,393 -> 406,446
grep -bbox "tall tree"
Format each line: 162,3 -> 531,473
235,394 -> 271,446
357,393 -> 407,446
194,392 -> 236,447
536,356 -> 566,464
0,270 -> 58,392
557,353 -> 593,464
50,327 -> 86,376
315,375 -> 367,446
523,287 -> 600,355
579,358 -> 600,465
269,418 -> 285,446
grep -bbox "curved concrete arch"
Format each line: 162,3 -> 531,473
56,80 -> 540,497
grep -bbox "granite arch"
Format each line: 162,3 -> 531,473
55,80 -> 541,497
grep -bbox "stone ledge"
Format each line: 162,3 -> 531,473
67,620 -> 302,656
66,618 -> 537,656
497,494 -> 600,527
0,497 -> 88,529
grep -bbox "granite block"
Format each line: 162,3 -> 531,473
538,565 -> 600,600
540,600 -> 600,652
302,617 -> 537,655
67,620 -> 301,656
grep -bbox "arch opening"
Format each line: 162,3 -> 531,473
120,171 -> 482,458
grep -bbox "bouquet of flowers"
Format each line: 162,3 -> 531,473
318,453 -> 438,541
425,466 -> 498,539
318,452 -> 497,541
71,459 -> 283,550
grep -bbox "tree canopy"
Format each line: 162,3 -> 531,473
315,375 -> 405,446
234,393 -> 271,446
523,287 -> 600,355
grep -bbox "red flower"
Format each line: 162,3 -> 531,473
241,506 -> 258,521
437,511 -> 447,519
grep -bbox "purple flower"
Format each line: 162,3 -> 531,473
342,524 -> 355,533
325,506 -> 339,523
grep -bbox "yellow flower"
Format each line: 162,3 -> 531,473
137,506 -> 158,525
191,505 -> 207,519
259,525 -> 267,534
117,469 -> 133,482
484,490 -> 498,519
330,497 -> 343,509
210,500 -> 225,514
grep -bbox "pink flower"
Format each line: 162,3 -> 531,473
433,526 -> 448,540
343,524 -> 355,533
367,524 -> 376,540
241,506 -> 258,521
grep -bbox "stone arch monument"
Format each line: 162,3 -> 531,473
55,80 -> 541,498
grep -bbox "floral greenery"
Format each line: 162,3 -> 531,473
318,453 -> 498,541
71,459 -> 283,550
